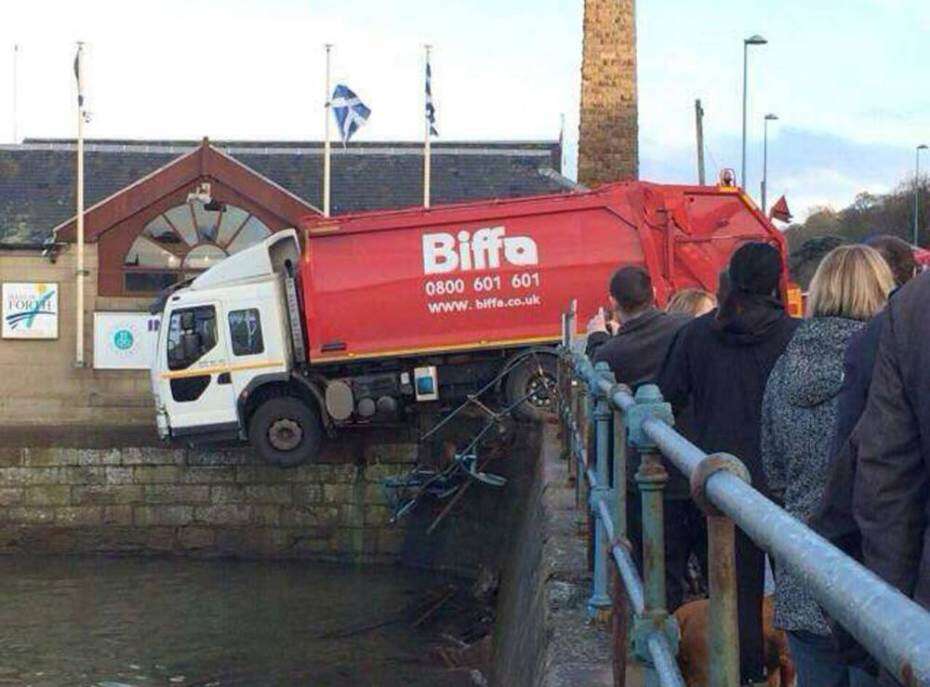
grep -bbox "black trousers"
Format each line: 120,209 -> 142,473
626,491 -> 708,613
735,528 -> 766,684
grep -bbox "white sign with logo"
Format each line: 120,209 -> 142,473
2,282 -> 59,339
93,312 -> 160,370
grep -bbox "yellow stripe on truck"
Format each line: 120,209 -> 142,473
160,360 -> 284,380
309,333 -> 560,364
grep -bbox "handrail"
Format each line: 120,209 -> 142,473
562,381 -> 682,686
560,305 -> 930,687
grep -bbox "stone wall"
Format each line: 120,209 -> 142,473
0,435 -> 418,561
578,0 -> 639,187
492,424 -> 614,687
0,245 -> 153,427
402,424 -> 540,579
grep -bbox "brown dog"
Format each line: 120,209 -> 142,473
674,595 -> 796,686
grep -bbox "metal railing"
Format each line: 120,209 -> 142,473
557,303 -> 930,687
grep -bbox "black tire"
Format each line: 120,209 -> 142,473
248,396 -> 322,467
503,354 -> 559,422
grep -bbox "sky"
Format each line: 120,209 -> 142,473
1,0 -> 928,219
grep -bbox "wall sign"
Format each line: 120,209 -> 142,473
93,312 -> 159,370
2,282 -> 59,339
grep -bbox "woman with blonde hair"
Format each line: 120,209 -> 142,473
666,288 -> 716,317
761,244 -> 894,687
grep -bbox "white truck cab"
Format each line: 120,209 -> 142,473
151,230 -> 322,465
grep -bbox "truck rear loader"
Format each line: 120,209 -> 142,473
150,180 -> 794,466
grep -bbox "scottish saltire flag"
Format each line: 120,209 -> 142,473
425,61 -> 438,137
331,84 -> 370,145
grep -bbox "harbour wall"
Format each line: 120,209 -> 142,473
0,434 -> 417,561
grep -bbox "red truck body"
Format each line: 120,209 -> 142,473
300,181 -> 791,365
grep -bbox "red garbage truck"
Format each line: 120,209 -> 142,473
150,180 -> 795,465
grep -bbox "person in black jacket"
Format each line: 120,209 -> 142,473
852,271 -> 930,687
586,266 -> 691,385
658,242 -> 800,685
585,265 -> 697,610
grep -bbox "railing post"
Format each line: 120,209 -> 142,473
690,454 -> 750,687
613,405 -> 627,541
577,386 -> 589,510
627,384 -> 678,687
611,382 -> 631,687
589,361 -> 614,619
558,350 -> 573,471
708,516 -> 739,687
637,447 -> 668,617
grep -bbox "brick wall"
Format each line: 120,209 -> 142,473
578,0 -> 639,187
0,438 -> 418,561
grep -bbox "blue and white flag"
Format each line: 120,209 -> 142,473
425,61 -> 438,137
331,84 -> 370,145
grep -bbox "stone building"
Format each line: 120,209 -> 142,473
0,138 -> 571,427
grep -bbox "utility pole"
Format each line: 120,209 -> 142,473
694,99 -> 705,185
916,144 -> 928,246
762,113 -> 778,213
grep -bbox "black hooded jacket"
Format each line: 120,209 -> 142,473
657,294 -> 800,493
657,293 -> 799,683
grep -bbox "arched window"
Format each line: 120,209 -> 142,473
123,201 -> 271,293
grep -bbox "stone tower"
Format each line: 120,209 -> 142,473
578,0 -> 638,186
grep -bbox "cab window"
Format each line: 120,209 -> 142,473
167,306 -> 217,370
228,309 -> 264,356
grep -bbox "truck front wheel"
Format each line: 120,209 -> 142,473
504,354 -> 558,422
248,396 -> 322,467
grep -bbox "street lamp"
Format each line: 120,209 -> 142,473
742,34 -> 768,191
761,113 -> 778,213
915,144 -> 928,246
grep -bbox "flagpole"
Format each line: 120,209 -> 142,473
423,45 -> 432,209
323,44 -> 332,218
75,41 -> 86,367
12,44 -> 19,143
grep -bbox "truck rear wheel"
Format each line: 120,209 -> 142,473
504,354 -> 558,423
248,396 -> 322,467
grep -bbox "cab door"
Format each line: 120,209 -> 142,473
160,302 -> 238,435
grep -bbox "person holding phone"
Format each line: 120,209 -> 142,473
585,265 -> 697,612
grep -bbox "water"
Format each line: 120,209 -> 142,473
0,558 -> 474,687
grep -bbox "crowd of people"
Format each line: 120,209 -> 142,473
585,236 -> 928,687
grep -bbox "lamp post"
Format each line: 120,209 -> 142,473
915,144 -> 928,246
761,113 -> 778,213
741,34 -> 768,191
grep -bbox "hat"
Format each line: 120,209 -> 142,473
728,242 -> 782,296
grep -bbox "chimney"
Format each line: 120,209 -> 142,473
578,0 -> 639,187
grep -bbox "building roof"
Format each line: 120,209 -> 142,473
0,138 -> 572,243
